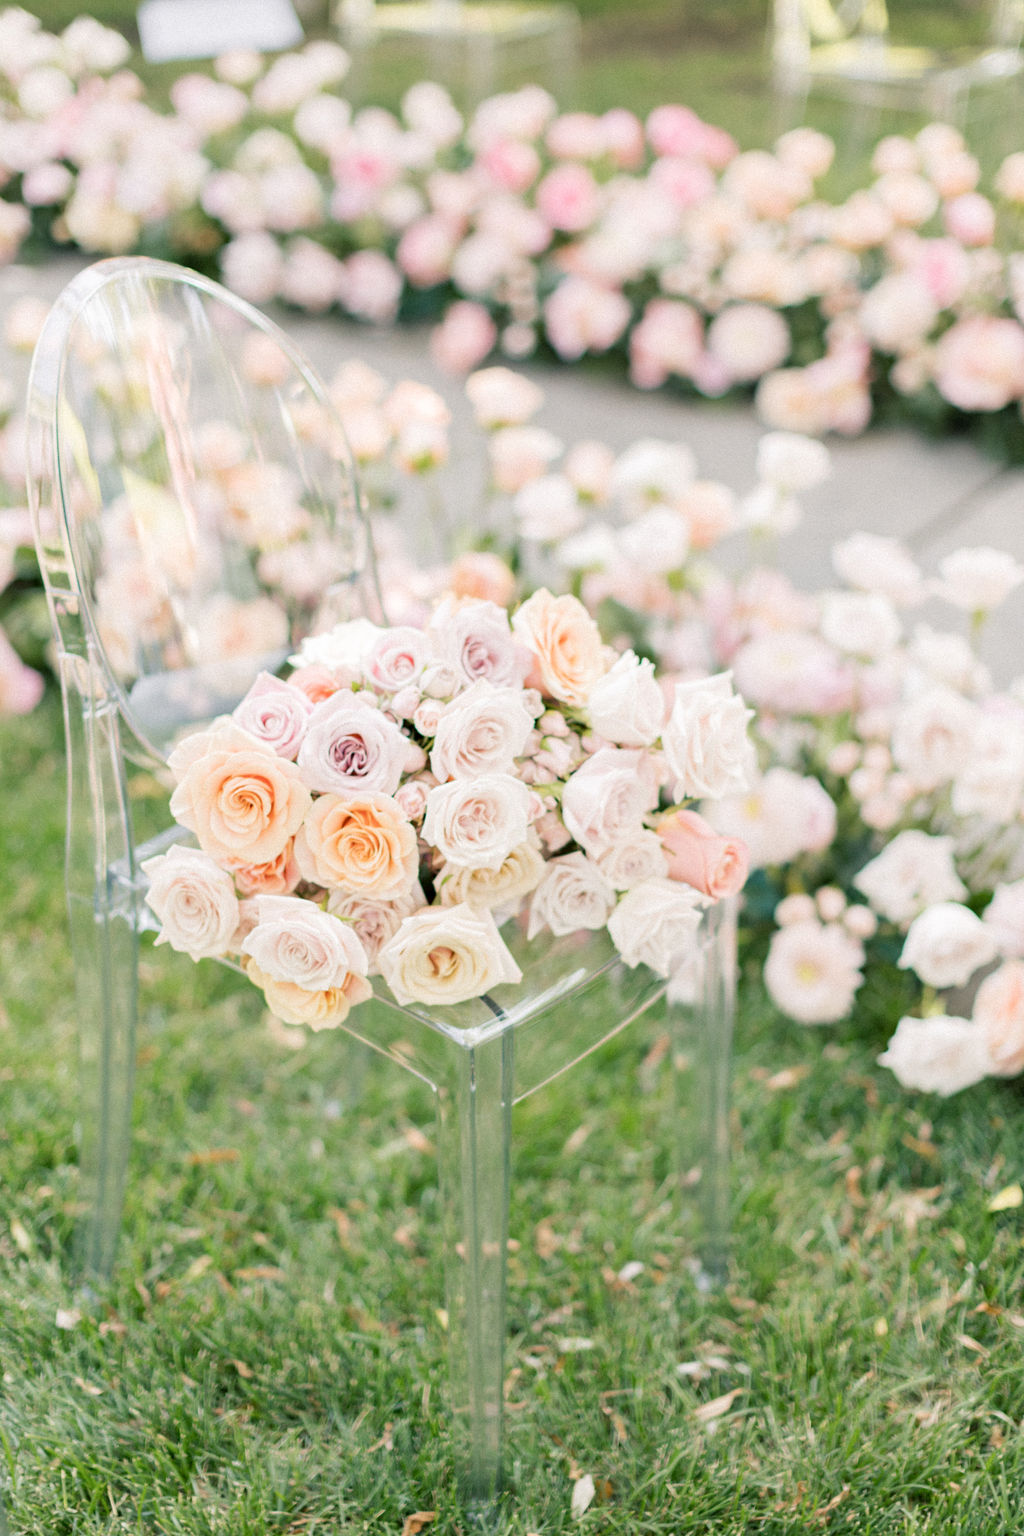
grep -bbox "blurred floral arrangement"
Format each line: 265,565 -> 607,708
144,596 -> 751,1024
2,10 -> 1024,456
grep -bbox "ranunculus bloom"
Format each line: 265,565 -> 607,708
294,791 -> 418,898
659,808 -> 749,901
898,902 -> 999,990
512,587 -> 607,708
378,902 -> 522,1006
877,1014 -> 991,1096
142,844 -> 241,961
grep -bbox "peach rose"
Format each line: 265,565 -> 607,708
294,792 -> 418,898
972,960 -> 1024,1077
449,551 -> 517,607
169,743 -> 311,866
232,838 -> 302,896
659,807 -> 750,901
511,587 -> 607,708
247,959 -> 373,1031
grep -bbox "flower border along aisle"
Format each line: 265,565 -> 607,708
144,593 -> 750,1024
4,10 -> 1024,457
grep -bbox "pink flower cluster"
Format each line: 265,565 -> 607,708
4,12 -> 1024,449
145,596 -> 750,1026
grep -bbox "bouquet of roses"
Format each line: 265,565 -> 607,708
142,589 -> 751,1029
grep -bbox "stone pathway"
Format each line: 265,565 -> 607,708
8,253 -> 1024,680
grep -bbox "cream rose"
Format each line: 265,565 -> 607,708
423,775 -> 534,870
437,839 -> 546,911
595,831 -> 668,891
560,747 -> 660,857
297,691 -> 408,797
142,844 -> 241,961
169,741 -> 311,866
607,878 -> 706,977
662,672 -> 754,801
241,894 -> 370,993
972,960 -> 1024,1077
430,680 -> 535,782
378,902 -> 523,1006
898,902 -> 999,990
511,587 -> 607,708
247,958 -> 373,1030
586,650 -> 665,747
294,792 -> 418,898
527,852 -> 617,939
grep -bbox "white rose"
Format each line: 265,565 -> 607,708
908,624 -> 989,694
429,680 -> 535,782
586,650 -> 665,747
527,852 -> 617,939
890,685 -> 976,793
241,894 -> 370,989
596,831 -> 668,891
755,431 -> 831,491
423,774 -> 533,869
831,532 -> 926,607
142,844 -> 241,961
561,747 -> 660,856
877,1014 -> 992,1096
853,830 -> 967,927
290,617 -> 384,672
466,365 -> 544,427
983,880 -> 1024,957
436,839 -> 546,912
616,504 -> 690,575
514,474 -> 584,542
607,878 -> 706,978
819,591 -> 901,659
950,712 -> 1024,822
609,438 -> 696,516
898,902 -> 999,989
378,902 -> 523,1005
662,672 -> 755,801
933,546 -> 1024,613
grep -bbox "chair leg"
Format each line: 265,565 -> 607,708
433,1027 -> 514,1507
669,896 -> 736,1290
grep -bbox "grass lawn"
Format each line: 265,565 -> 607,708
4,695 -> 1024,1532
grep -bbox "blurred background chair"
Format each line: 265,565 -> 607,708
772,0 -> 1024,121
27,256 -> 735,1506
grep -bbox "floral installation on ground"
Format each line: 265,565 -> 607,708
2,10 -> 1024,457
143,593 -> 751,1025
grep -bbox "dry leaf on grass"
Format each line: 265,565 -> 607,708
693,1388 -> 744,1424
400,1513 -> 436,1535
185,1148 -> 240,1166
570,1473 -> 596,1519
987,1184 -> 1023,1212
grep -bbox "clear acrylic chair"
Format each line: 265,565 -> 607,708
26,255 -> 736,1508
772,0 -> 1024,121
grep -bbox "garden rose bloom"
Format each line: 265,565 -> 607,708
934,315 -> 1024,412
543,277 -> 632,360
972,960 -> 1024,1077
247,960 -> 372,1030
607,878 -> 706,977
659,808 -> 749,901
242,894 -> 370,994
819,591 -> 901,659
294,791 -> 418,898
512,588 -> 607,708
232,672 -> 313,759
142,844 -> 241,961
854,831 -> 966,927
831,533 -> 926,606
764,919 -> 864,1025
378,902 -> 522,1005
430,680 -> 535,781
430,300 -> 498,374
430,597 -> 533,689
170,741 -> 311,866
466,366 -> 544,427
877,1014 -> 991,1096
561,747 -> 659,856
449,552 -> 517,607
232,841 -> 302,897
327,882 -> 427,973
755,432 -> 831,492
662,672 -> 755,800
596,831 -> 669,891
705,303 -> 790,384
932,546 -> 1024,613
527,851 -> 616,938
983,881 -> 1024,958
587,650 -> 665,746
297,692 -> 407,797
898,902 -> 998,989
423,774 -> 534,870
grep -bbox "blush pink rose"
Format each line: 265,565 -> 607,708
233,671 -> 313,759
297,692 -> 407,797
659,807 -> 750,901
